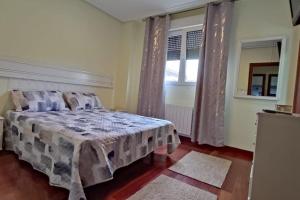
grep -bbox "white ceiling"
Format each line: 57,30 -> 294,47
84,0 -> 216,22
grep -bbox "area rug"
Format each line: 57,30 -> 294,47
169,151 -> 232,188
127,175 -> 217,200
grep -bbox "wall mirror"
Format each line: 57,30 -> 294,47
234,37 -> 286,100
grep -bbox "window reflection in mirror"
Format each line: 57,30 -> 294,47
247,62 -> 279,96
236,39 -> 281,98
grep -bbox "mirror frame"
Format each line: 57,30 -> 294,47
233,36 -> 287,101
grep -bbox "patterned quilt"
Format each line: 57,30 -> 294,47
4,109 -> 180,200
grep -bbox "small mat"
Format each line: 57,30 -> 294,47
127,175 -> 217,200
169,151 -> 232,188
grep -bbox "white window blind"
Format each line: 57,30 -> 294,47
186,30 -> 202,59
167,35 -> 182,60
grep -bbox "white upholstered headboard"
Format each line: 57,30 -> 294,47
0,57 -> 113,89
0,57 -> 114,114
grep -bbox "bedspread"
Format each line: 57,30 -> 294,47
4,109 -> 180,200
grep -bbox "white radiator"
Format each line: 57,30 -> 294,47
165,104 -> 193,137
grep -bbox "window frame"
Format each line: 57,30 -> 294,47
165,25 -> 203,86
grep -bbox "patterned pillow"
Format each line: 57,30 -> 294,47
11,90 -> 29,112
11,90 -> 69,112
63,92 -> 102,111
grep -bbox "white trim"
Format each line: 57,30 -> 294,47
233,36 -> 287,101
164,81 -> 196,87
0,117 -> 3,150
179,30 -> 187,84
0,57 -> 113,88
234,95 -> 277,101
84,0 -> 213,22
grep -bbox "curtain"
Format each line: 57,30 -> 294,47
191,1 -> 234,146
137,15 -> 170,118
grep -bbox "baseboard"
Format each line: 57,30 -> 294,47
178,135 -> 253,160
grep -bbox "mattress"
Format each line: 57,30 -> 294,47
4,108 -> 180,200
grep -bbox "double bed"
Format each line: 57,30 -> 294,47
4,108 -> 180,200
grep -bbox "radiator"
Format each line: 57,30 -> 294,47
165,104 -> 193,137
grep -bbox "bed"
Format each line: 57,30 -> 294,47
4,108 -> 180,200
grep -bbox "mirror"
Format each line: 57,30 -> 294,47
235,37 -> 285,99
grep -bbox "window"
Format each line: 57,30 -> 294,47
165,27 -> 202,84
166,35 -> 182,82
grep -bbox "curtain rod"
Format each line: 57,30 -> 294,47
142,0 -> 239,21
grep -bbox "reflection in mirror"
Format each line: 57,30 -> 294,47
247,62 -> 279,96
236,39 -> 282,98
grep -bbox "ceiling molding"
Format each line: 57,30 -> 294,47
83,0 -> 121,22
166,0 -> 214,13
83,0 -> 216,22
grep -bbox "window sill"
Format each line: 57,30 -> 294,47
165,82 -> 196,86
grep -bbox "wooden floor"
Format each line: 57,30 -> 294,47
0,137 -> 253,200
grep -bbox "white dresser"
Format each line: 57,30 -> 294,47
248,113 -> 300,200
0,116 -> 3,150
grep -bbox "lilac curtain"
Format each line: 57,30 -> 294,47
191,1 -> 234,146
137,15 -> 170,118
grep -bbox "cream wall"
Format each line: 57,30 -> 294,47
225,0 -> 295,151
118,0 -> 299,151
165,85 -> 196,107
114,21 -> 145,113
0,0 -> 122,114
121,0 -> 298,151
1,0 -> 298,151
114,17 -> 199,110
237,47 -> 279,95
115,9 -> 204,111
113,0 -> 299,151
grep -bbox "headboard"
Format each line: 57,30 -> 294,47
0,57 -> 114,115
